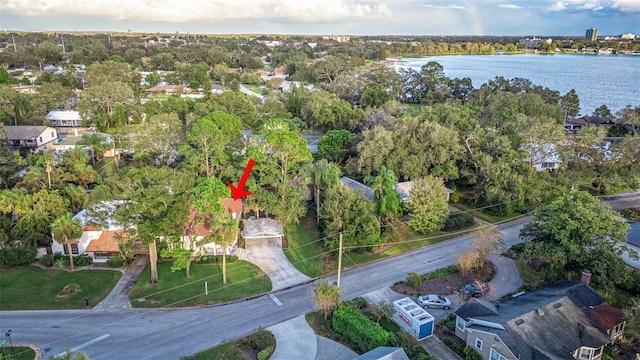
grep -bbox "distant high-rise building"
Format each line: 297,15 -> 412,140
586,28 -> 598,41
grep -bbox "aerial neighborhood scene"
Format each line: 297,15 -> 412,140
1,0 -> 640,359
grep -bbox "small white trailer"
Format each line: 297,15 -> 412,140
392,297 -> 435,340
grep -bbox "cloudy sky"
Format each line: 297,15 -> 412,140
0,0 -> 638,36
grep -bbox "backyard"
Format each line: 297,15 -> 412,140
0,266 -> 121,310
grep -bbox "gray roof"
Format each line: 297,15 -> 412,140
341,177 -> 374,200
627,221 -> 640,247
241,218 -> 284,239
46,110 -> 81,121
456,281 -> 609,360
353,347 -> 410,360
3,126 -> 52,141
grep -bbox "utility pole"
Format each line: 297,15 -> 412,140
11,34 -> 17,52
61,34 -> 66,53
337,232 -> 343,289
45,161 -> 52,188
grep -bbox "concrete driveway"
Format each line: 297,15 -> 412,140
236,245 -> 312,291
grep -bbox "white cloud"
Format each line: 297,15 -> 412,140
2,0 -> 393,23
547,1 -> 567,11
611,0 -> 640,12
420,4 -> 467,10
499,4 -> 524,9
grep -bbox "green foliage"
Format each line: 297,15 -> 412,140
317,129 -> 355,164
0,246 -> 37,268
366,166 -> 403,218
239,328 -> 275,351
74,254 -> 93,267
41,253 -> 55,267
422,265 -> 459,281
344,297 -> 368,310
443,212 -> 475,231
107,256 -> 126,268
463,346 -> 483,360
407,272 -> 422,288
257,346 -> 274,360
332,304 -> 392,353
312,280 -> 341,320
196,255 -> 238,264
407,176 -> 449,233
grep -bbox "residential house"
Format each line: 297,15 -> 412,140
622,221 -> 640,269
341,177 -> 453,202
47,110 -> 83,127
11,84 -> 40,94
181,198 -> 243,256
522,143 -> 562,172
53,131 -> 112,161
353,346 -> 410,360
146,84 -> 185,94
454,280 -> 627,360
3,126 -> 58,154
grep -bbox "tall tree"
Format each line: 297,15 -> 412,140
51,212 -> 83,271
406,176 -> 449,234
76,134 -> 108,166
520,191 -> 634,290
560,89 -> 580,118
317,129 -> 355,165
78,81 -> 134,130
365,166 -> 402,218
305,160 -> 341,224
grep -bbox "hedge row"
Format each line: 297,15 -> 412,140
443,212 -> 475,231
0,246 -> 37,268
332,304 -> 391,353
197,255 -> 238,264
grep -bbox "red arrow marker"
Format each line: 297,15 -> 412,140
228,159 -> 255,200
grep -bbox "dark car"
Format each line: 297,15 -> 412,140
459,282 -> 489,299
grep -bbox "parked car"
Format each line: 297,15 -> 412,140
459,282 -> 490,299
417,294 -> 452,309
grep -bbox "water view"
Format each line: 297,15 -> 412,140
392,54 -> 640,116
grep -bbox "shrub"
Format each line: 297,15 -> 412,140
240,328 -> 275,351
197,255 -> 238,264
443,212 -> 475,231
107,256 -> 126,268
344,297 -> 368,310
510,243 -> 526,253
40,253 -> 55,267
422,266 -> 459,281
55,257 -> 70,269
257,345 -> 274,360
332,304 -> 391,353
74,254 -> 93,266
464,346 -> 483,360
407,272 -> 422,289
0,246 -> 37,268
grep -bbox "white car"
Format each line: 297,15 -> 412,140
417,294 -> 452,309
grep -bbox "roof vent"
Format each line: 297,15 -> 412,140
537,308 -> 545,316
515,319 -> 525,325
553,303 -> 563,309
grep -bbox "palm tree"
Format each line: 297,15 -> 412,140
213,214 -> 238,284
51,212 -> 83,271
13,94 -> 32,125
305,159 -> 341,224
49,348 -> 90,360
77,134 -> 107,165
364,166 -> 402,217
65,184 -> 88,212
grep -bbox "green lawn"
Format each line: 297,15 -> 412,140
181,342 -> 245,360
0,347 -> 36,360
284,217 -> 326,278
0,266 -> 121,310
129,261 -> 270,308
450,202 -> 520,224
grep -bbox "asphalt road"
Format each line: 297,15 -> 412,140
0,195 -> 637,359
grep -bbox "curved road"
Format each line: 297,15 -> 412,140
0,195 -> 637,359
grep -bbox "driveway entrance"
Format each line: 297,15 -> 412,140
236,244 -> 311,291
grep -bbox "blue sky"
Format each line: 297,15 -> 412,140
0,0 -> 638,36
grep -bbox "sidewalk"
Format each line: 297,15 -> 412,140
94,255 -> 149,310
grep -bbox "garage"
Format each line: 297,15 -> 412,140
241,218 -> 284,249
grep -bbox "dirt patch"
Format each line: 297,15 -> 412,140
57,283 -> 82,297
391,262 -> 495,297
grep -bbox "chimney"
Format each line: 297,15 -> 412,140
74,128 -> 78,137
581,270 -> 592,285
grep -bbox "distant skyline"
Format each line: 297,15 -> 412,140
0,0 -> 638,36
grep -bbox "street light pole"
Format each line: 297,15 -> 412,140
4,328 -> 12,348
337,232 -> 343,289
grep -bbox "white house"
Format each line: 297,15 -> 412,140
47,110 -> 83,127
395,180 -> 453,203
3,126 -> 58,154
522,143 -> 562,172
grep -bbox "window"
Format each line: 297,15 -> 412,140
593,347 -> 603,358
612,323 -> 624,336
579,348 -> 593,360
62,243 -> 79,255
542,162 -> 555,168
475,338 -> 483,350
51,131 -> 54,137
456,316 -> 466,331
490,349 -> 508,360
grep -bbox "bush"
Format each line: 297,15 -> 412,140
0,246 -> 37,268
407,273 -> 422,289
443,212 -> 475,231
55,257 -> 70,269
464,346 -> 483,360
74,254 -> 93,266
197,255 -> 238,264
422,266 -> 459,281
332,304 -> 391,353
107,256 -> 126,268
344,297 -> 368,310
257,345 -> 274,360
40,253 -> 55,267
510,243 -> 526,253
240,328 -> 275,351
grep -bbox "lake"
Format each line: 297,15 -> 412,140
391,54 -> 640,116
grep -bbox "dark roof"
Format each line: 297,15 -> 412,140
354,347 -> 410,360
341,176 -> 374,200
583,304 -> 628,331
627,221 -> 640,247
3,126 -> 51,140
455,281 -> 610,360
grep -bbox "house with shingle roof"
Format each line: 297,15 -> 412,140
453,281 -> 627,360
3,125 -> 58,154
181,198 -> 243,256
622,221 -> 640,269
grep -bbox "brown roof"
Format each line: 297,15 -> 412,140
583,304 -> 628,331
219,198 -> 242,218
86,231 -> 122,252
185,209 -> 214,237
